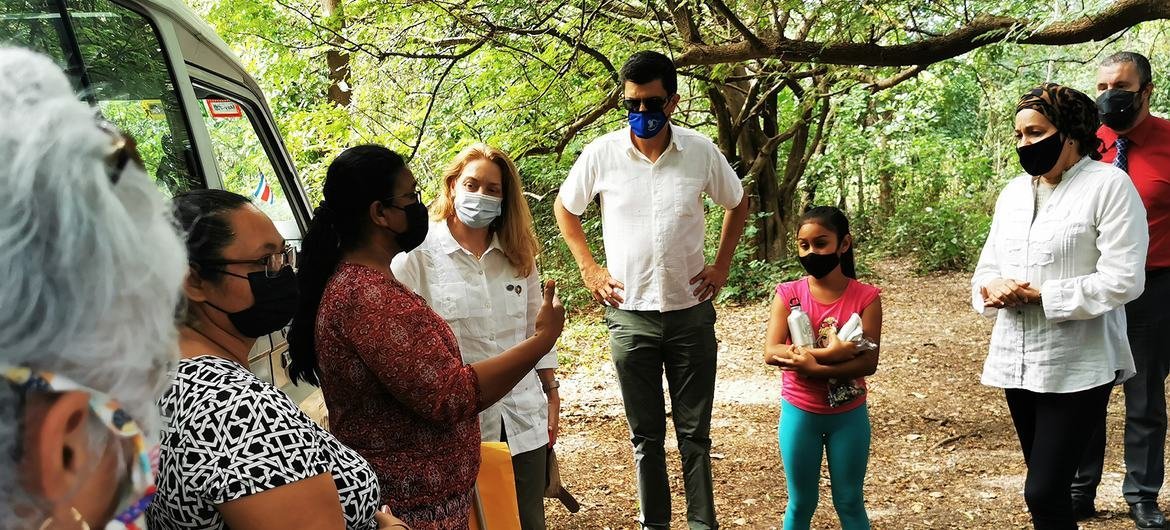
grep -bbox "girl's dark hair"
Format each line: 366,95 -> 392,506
799,205 -> 857,279
173,189 -> 252,282
287,145 -> 406,386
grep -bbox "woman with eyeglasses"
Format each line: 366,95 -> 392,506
286,145 -> 566,530
0,47 -> 187,530
147,189 -> 406,530
390,143 -> 558,530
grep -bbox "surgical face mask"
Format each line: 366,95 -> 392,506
1,366 -> 158,530
454,189 -> 503,229
1016,132 -> 1065,177
798,249 -> 841,279
205,266 -> 300,338
1097,87 -> 1145,131
629,110 -> 668,139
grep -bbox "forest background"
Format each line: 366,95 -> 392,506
179,2 -> 1170,526
185,0 -> 1170,327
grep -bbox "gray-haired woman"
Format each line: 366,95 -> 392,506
0,48 -> 188,529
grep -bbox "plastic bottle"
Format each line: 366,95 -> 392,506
787,297 -> 815,347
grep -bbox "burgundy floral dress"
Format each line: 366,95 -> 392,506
316,263 -> 482,529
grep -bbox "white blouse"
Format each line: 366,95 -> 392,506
972,157 -> 1148,393
391,220 -> 556,455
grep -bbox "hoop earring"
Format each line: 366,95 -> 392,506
39,507 -> 90,530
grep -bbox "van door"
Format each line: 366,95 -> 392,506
186,80 -> 316,401
4,0 -> 319,408
2,0 -> 204,195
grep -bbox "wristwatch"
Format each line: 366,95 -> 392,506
542,380 -> 560,393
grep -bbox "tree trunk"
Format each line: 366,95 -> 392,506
321,0 -> 351,107
707,75 -> 831,264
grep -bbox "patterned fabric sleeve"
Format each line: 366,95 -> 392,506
200,384 -> 332,504
342,282 -> 482,425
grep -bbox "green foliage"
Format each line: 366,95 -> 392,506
704,209 -> 798,304
884,194 -> 995,273
179,0 -> 1170,305
516,154 -> 598,313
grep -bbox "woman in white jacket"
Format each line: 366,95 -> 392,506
392,143 -> 558,530
972,82 -> 1148,530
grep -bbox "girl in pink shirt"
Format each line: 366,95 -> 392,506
765,206 -> 883,530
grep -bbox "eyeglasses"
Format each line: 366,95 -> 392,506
96,119 -> 143,185
621,97 -> 669,113
198,244 -> 297,278
383,190 -> 422,206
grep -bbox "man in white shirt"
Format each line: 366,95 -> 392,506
554,51 -> 749,530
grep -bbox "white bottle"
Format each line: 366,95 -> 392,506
787,298 -> 815,347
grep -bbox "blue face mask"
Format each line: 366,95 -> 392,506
629,110 -> 668,139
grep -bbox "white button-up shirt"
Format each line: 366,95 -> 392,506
391,221 -> 555,455
972,157 -> 1148,393
559,125 -> 745,312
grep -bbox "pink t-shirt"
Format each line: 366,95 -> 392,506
775,277 -> 881,414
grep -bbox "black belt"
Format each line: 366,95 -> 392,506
1148,267 -> 1170,280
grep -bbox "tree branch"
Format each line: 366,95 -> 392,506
467,16 -> 620,84
409,41 -> 485,160
520,87 -> 621,160
775,7 -> 791,39
707,0 -> 767,51
273,0 -> 480,61
866,65 -> 926,92
664,0 -> 703,44
676,0 -> 1170,67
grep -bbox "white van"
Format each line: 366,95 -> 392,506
2,0 -> 318,407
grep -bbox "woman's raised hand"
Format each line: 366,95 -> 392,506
535,279 -> 566,342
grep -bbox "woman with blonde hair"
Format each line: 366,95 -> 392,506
392,143 -> 559,529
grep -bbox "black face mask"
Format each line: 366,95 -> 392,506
389,201 -> 430,253
798,250 -> 841,279
1097,88 -> 1144,131
1017,132 -> 1064,177
207,265 -> 300,338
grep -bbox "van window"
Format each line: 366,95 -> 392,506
1,0 -> 202,195
196,90 -> 301,245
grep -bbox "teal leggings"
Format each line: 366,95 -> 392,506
778,399 -> 871,530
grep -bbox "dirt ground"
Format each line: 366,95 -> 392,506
545,259 -> 1152,529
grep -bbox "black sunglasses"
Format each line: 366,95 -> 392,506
621,97 -> 669,113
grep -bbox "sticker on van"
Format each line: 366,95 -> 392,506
206,99 -> 243,119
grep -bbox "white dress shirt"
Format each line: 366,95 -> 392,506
559,125 -> 745,312
972,157 -> 1148,393
391,220 -> 555,455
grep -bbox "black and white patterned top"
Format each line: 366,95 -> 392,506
148,356 -> 379,530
